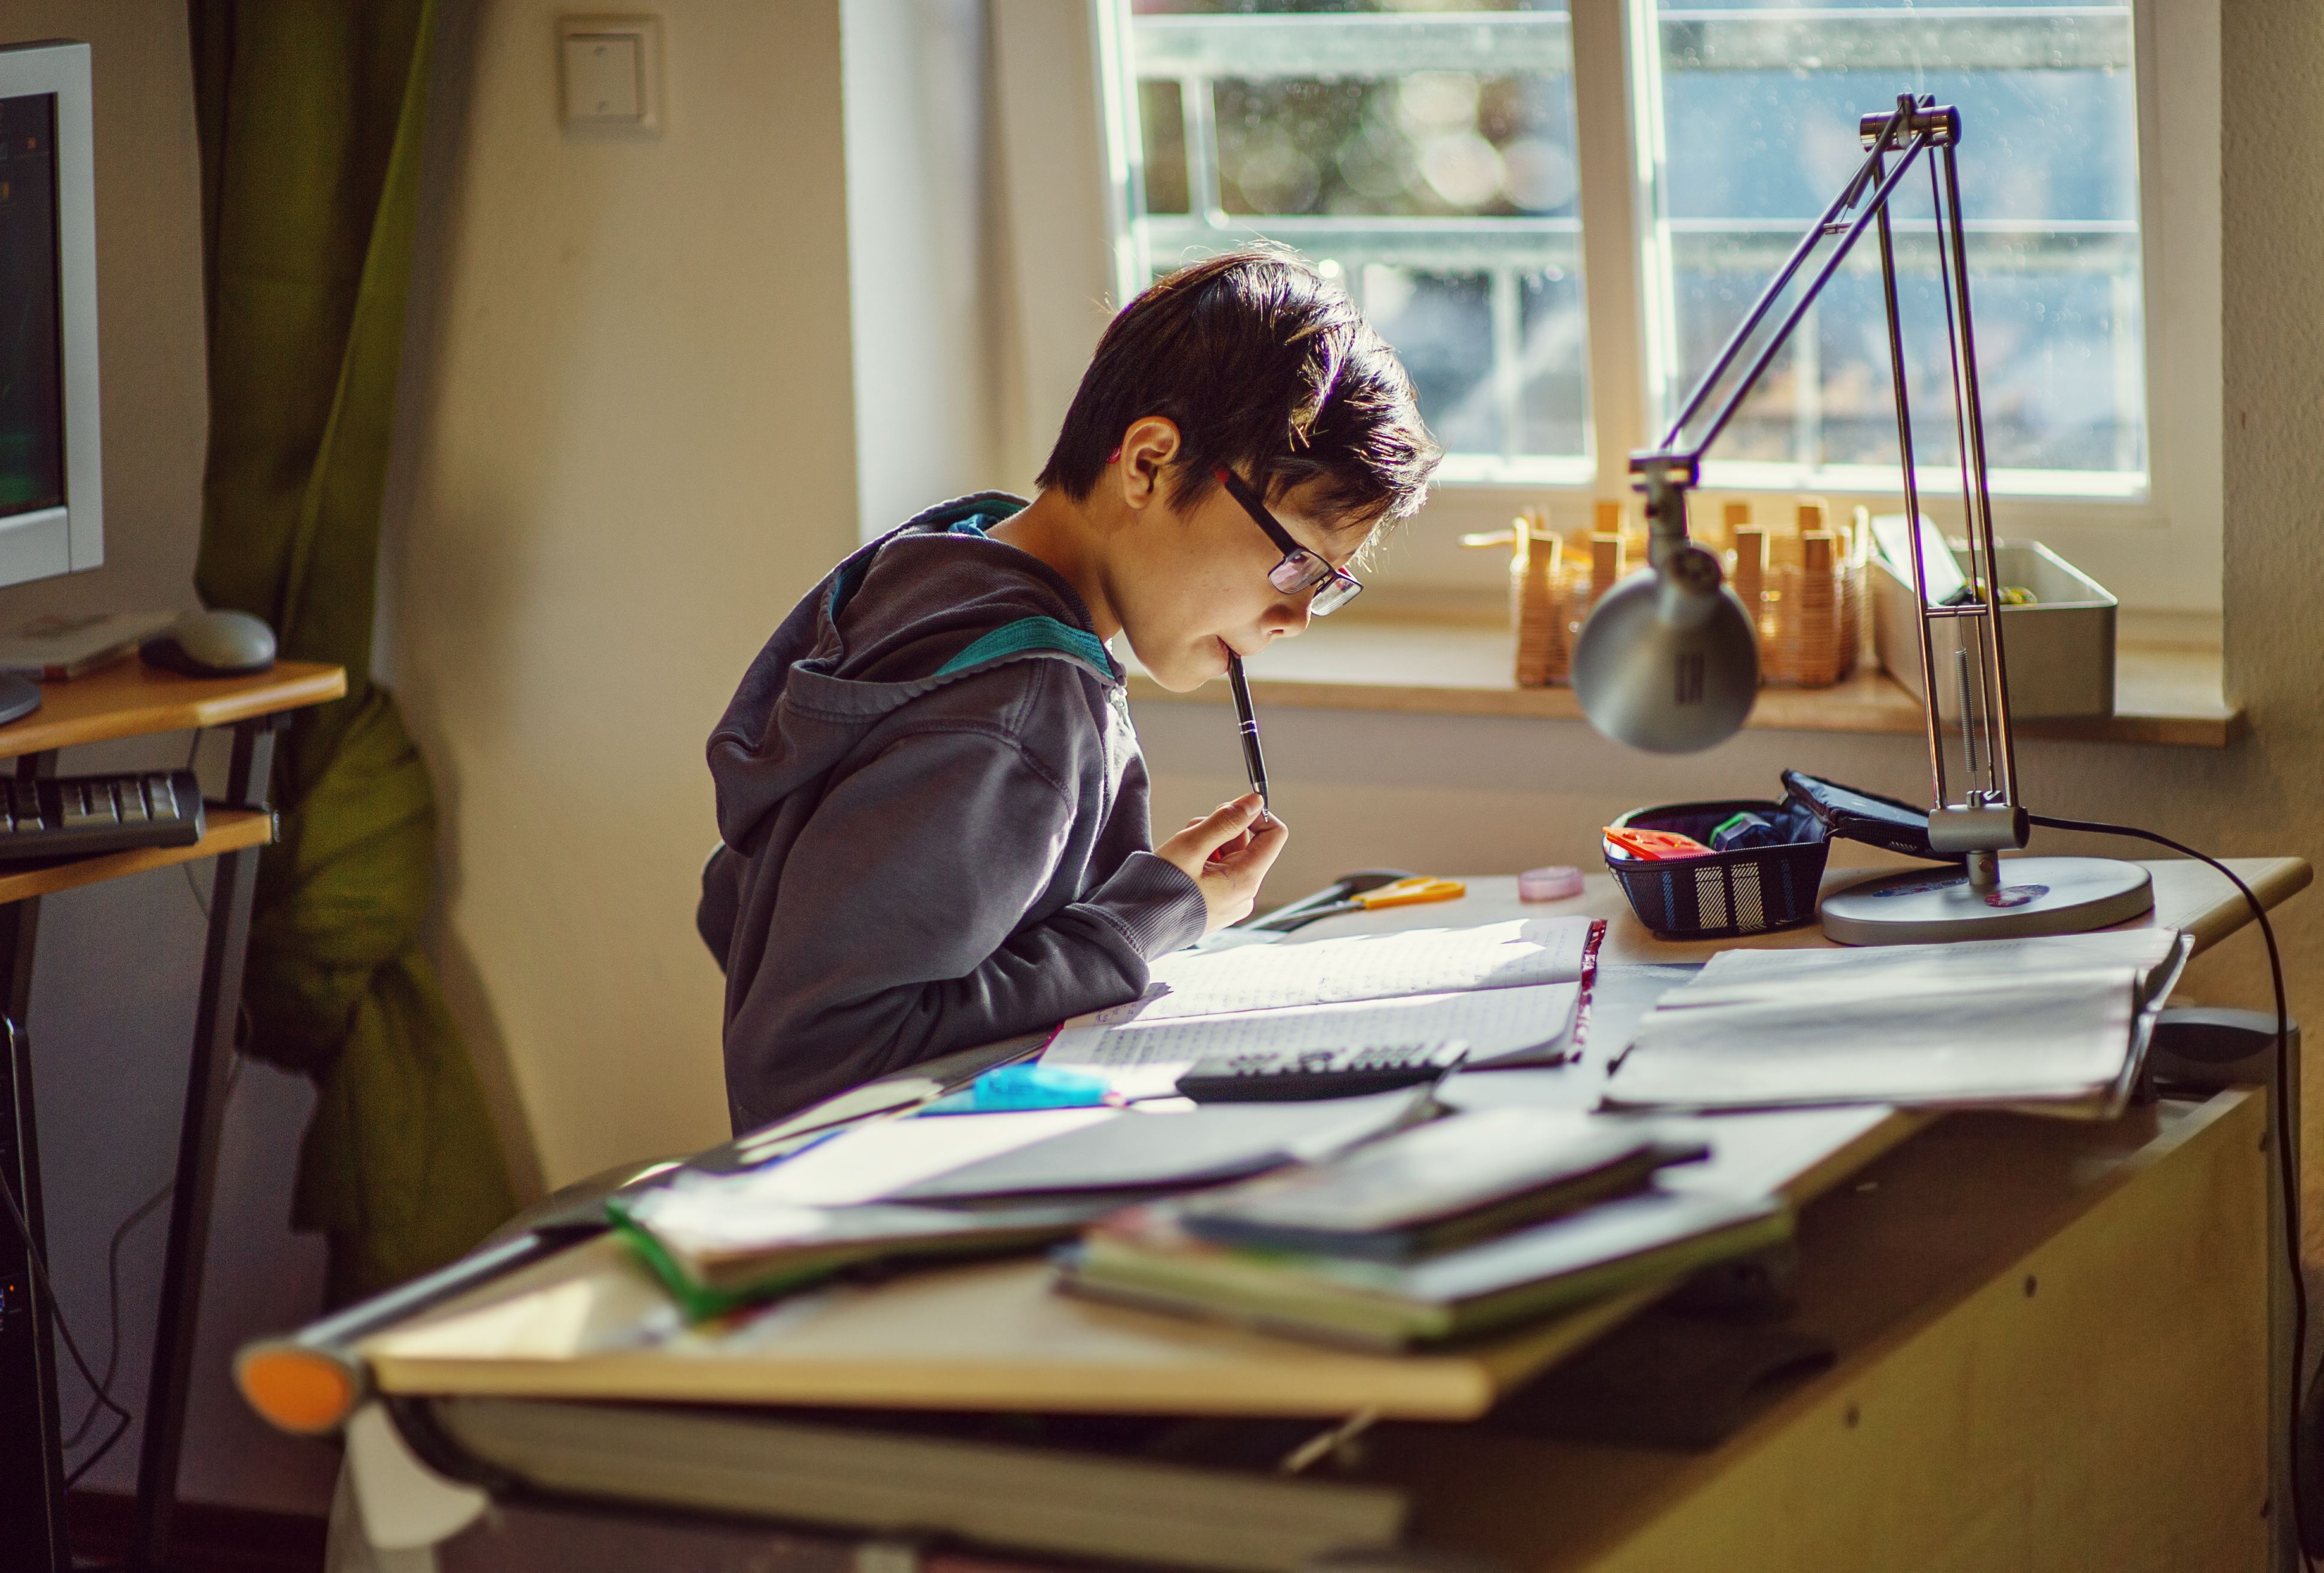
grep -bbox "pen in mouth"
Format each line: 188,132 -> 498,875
1227,653 -> 1270,820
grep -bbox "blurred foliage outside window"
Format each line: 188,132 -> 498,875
1111,0 -> 2148,497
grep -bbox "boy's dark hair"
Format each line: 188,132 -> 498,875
1037,247 -> 1440,537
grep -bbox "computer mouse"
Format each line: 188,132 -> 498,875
140,610 -> 278,677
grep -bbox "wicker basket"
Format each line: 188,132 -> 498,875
1466,503 -> 1649,689
1726,500 -> 1869,689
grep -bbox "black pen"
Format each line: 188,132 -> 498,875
1227,654 -> 1271,823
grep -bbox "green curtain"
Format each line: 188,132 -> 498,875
190,0 -> 516,1305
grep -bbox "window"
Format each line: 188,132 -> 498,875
1101,0 -> 2153,503
1635,0 -> 2146,499
1108,2 -> 1590,485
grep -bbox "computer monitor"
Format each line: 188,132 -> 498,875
0,41 -> 98,590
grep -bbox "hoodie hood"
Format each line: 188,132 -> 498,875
707,493 -> 1120,850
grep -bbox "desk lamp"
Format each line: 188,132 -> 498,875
1572,95 -> 2150,943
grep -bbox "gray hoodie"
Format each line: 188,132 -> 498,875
699,494 -> 1209,1132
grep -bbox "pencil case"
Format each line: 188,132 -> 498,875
1602,798 -> 1830,940
1779,769 -> 1958,863
1605,772 -> 1961,939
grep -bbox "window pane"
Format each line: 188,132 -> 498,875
1115,0 -> 1590,478
1639,0 -> 2147,492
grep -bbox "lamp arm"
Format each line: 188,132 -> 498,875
1638,104 -> 1939,481
1654,96 -> 1917,457
1579,92 -> 2021,804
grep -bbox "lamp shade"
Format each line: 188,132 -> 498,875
1571,544 -> 1759,753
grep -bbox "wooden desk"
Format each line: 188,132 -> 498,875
0,660 -> 346,1573
309,855 -> 2303,1571
1286,856 -> 2312,963
1374,1089 -> 2268,1572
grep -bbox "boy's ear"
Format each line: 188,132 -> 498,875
1114,417 -> 1183,511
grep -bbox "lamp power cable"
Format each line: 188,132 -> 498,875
2029,812 -> 2307,1562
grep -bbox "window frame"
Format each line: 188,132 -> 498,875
1075,0 -> 2219,622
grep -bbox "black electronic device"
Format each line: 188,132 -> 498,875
0,673 -> 39,727
1174,1041 -> 1466,1103
0,1015 -> 68,1563
2146,1006 -> 2299,1094
0,770 -> 204,863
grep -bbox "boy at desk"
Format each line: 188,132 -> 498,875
697,249 -> 1440,1133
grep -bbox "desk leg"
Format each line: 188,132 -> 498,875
129,718 -> 278,1573
0,750 -> 67,1572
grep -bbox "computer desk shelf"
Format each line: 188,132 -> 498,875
0,658 -> 345,761
0,806 -> 273,907
0,655 -> 347,1573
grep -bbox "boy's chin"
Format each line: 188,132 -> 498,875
1140,641 -> 1230,693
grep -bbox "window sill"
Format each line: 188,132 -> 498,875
1126,621 -> 2242,749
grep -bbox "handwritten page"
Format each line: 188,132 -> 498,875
1041,983 -> 1581,1096
1117,918 -> 1596,1026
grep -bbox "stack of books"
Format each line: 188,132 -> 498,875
611,1089 -> 1434,1316
1057,1109 -> 1789,1351
419,1395 -> 1408,1573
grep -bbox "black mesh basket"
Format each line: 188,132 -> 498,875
1604,799 -> 1832,940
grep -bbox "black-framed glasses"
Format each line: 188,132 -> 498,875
1213,467 -> 1363,615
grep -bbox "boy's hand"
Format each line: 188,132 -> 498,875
1155,793 -> 1288,934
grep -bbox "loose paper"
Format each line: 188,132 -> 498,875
701,1107 -> 1117,1209
1120,918 -> 1595,1025
1042,983 -> 1580,1097
1606,929 -> 2189,1115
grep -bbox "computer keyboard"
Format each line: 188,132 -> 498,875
0,770 -> 205,863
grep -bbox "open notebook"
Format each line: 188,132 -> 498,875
1603,926 -> 2192,1117
1042,918 -> 1601,1096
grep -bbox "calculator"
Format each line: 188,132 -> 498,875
1172,1041 -> 1468,1103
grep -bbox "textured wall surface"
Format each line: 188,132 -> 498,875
384,0 -> 862,1191
2218,0 -> 2324,1246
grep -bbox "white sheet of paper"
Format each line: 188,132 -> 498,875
1870,512 -> 1968,604
1041,983 -> 1582,1097
1675,928 -> 2178,1008
700,1107 -> 1117,1208
1609,966 -> 2140,1109
1118,917 -> 1595,1026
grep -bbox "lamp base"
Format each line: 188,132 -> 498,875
1818,856 -> 2153,945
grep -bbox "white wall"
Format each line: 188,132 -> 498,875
988,0 -> 1118,488
385,0 -> 863,1191
841,0 -> 998,538
0,1 -> 336,1514
2215,0 -> 2324,1243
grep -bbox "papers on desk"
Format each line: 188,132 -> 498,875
1127,918 -> 1597,1023
1604,927 -> 2191,1117
615,1092 -> 1435,1312
1042,984 -> 1581,1097
1041,918 -> 1598,1097
725,1109 -> 1117,1206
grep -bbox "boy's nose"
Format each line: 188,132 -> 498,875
1268,592 -> 1314,636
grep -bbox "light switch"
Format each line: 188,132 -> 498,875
564,35 -> 640,122
557,16 -> 662,134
